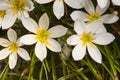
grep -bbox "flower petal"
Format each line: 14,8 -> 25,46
48,25 -> 67,38
74,21 -> 85,34
18,48 -> 30,61
72,43 -> 86,61
20,34 -> 37,45
87,44 -> 102,63
22,17 -> 38,33
7,29 -> 17,42
86,21 -> 102,33
0,2 -> 9,10
47,39 -> 61,52
35,0 -> 53,4
24,0 -> 34,11
17,11 -> 29,20
96,0 -> 110,15
97,0 -> 108,8
112,0 -> 120,6
64,0 -> 84,9
92,32 -> 115,45
9,53 -> 17,69
39,13 -> 49,30
0,38 -> 10,47
2,12 -> 17,29
53,0 -> 64,19
101,14 -> 119,24
67,35 -> 81,45
0,48 -> 10,60
70,11 -> 88,21
95,24 -> 106,33
35,42 -> 47,61
84,0 -> 95,14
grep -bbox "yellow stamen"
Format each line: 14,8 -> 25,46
8,42 -> 19,54
0,10 -> 6,18
7,0 -> 25,15
87,12 -> 100,23
80,32 -> 95,47
36,29 -> 52,45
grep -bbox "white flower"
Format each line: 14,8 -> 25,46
70,0 -> 119,24
0,29 -> 30,69
35,0 -> 84,20
0,0 -> 34,29
67,21 -> 115,63
20,13 -> 68,61
97,0 -> 120,8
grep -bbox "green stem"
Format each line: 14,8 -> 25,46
0,63 -> 9,80
27,53 -> 37,80
51,53 -> 57,80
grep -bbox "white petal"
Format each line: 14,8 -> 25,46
72,43 -> 86,61
95,24 -> 106,33
64,0 -> 84,9
17,11 -> 29,20
0,48 -> 10,60
92,32 -> 115,45
53,0 -> 64,20
9,53 -> 17,69
70,11 -> 88,21
87,44 -> 102,63
18,48 -> 30,61
0,38 -> 9,47
48,25 -> 67,38
86,21 -> 102,33
35,0 -> 53,4
74,21 -> 85,34
20,34 -> 37,45
101,14 -> 119,24
0,2 -> 9,10
2,13 -> 16,29
84,0 -> 95,14
39,13 -> 49,30
47,39 -> 61,52
35,42 -> 47,61
96,0 -> 110,15
112,0 -> 120,6
22,17 -> 38,33
17,38 -> 24,46
97,0 -> 108,8
7,29 -> 17,42
24,0 -> 34,11
67,35 -> 81,45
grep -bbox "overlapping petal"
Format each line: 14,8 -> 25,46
48,25 -> 67,38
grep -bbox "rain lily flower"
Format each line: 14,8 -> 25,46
35,0 -> 84,19
67,21 -> 115,63
20,13 -> 68,61
0,29 -> 30,69
0,0 -> 34,29
97,0 -> 120,8
70,0 -> 119,24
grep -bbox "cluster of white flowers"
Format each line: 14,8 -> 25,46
0,0 -> 119,69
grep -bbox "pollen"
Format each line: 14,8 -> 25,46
87,12 -> 100,23
80,32 -> 95,47
8,42 -> 19,54
7,0 -> 25,15
0,10 -> 6,18
36,29 -> 52,45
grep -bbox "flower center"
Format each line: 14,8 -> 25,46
80,32 -> 95,47
87,12 -> 100,23
0,10 -> 6,18
7,0 -> 25,15
8,42 -> 19,54
36,29 -> 52,45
